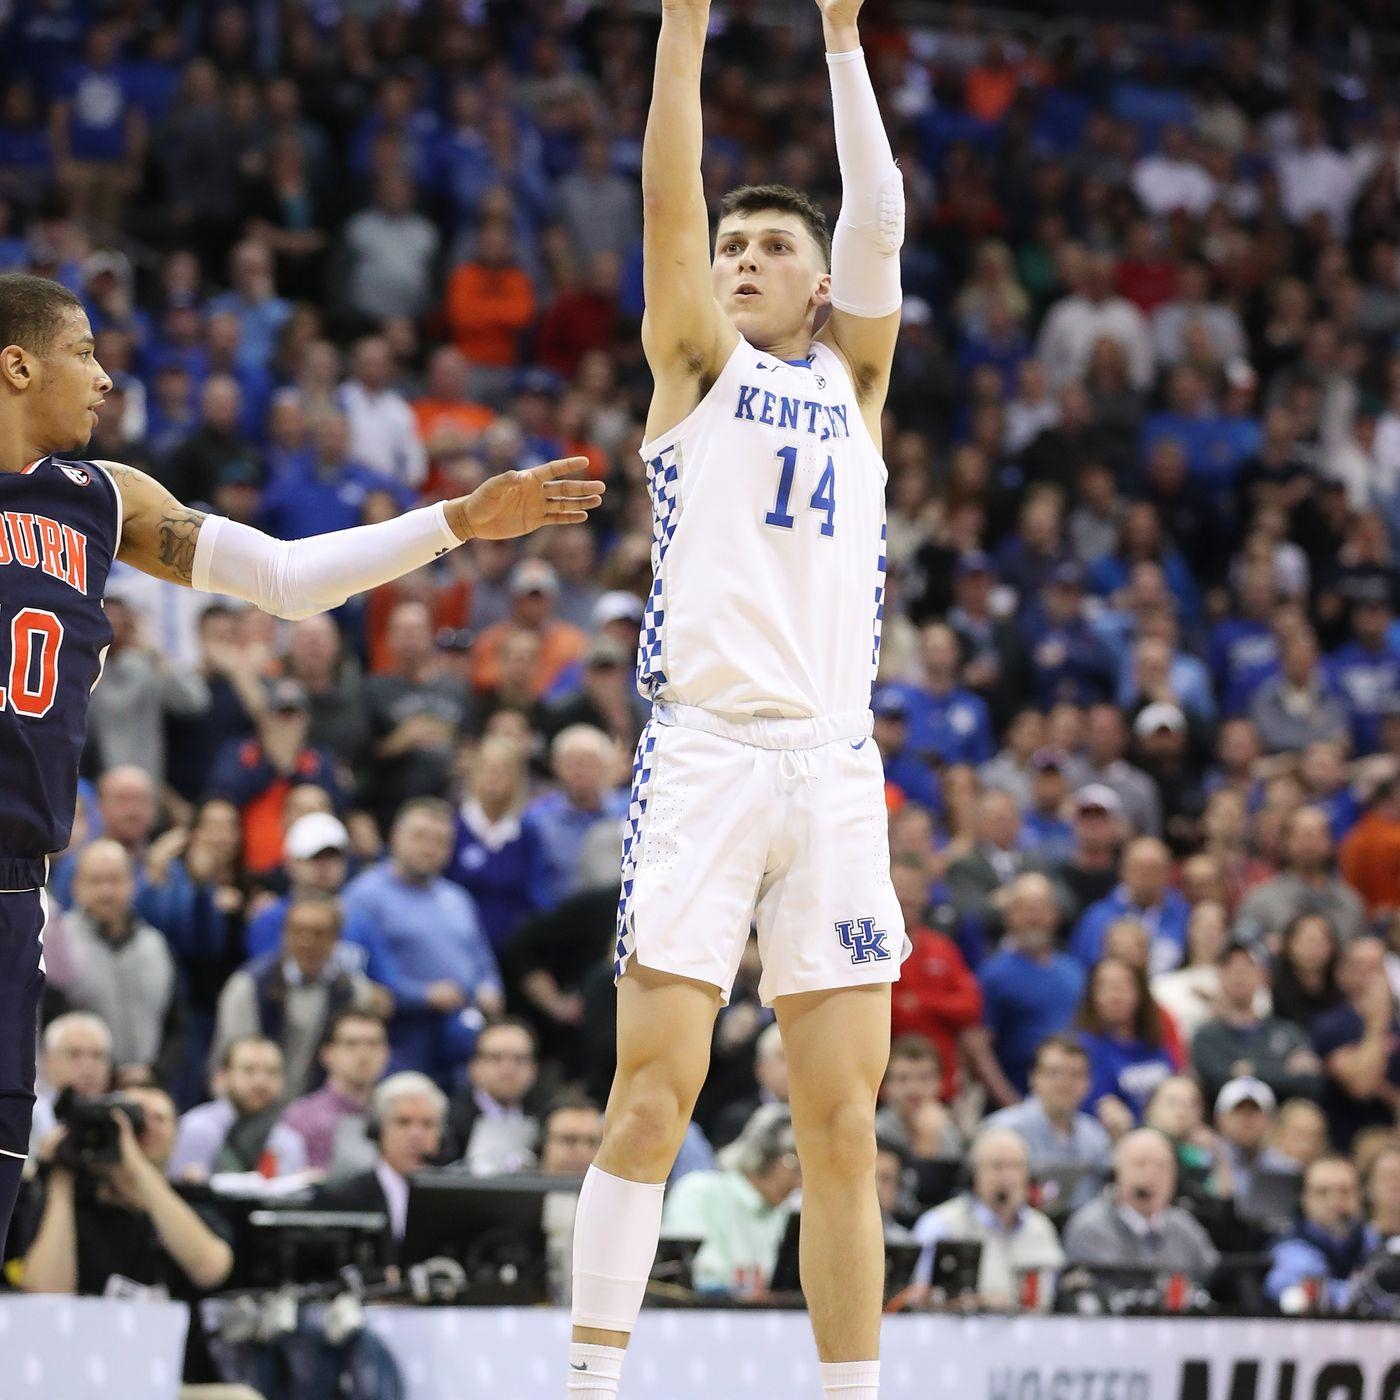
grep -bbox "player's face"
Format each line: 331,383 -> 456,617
33,309 -> 112,452
712,211 -> 830,348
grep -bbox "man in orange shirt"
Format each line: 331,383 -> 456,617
412,345 -> 496,446
1340,772 -> 1400,915
445,219 -> 536,399
469,559 -> 587,698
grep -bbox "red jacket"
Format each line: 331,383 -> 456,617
889,927 -> 984,1100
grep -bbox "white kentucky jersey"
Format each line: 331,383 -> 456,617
637,335 -> 888,721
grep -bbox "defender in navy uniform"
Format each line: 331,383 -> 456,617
0,273 -> 604,1244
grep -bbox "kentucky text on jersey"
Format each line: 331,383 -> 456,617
733,384 -> 852,441
0,511 -> 89,593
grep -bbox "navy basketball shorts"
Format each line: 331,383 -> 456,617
0,888 -> 45,1159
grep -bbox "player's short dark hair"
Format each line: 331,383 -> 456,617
0,273 -> 84,356
718,184 -> 831,268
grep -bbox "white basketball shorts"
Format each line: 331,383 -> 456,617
614,701 -> 910,1006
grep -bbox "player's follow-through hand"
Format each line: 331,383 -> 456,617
445,456 -> 604,542
815,0 -> 865,21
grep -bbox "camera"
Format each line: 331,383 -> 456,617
52,1088 -> 146,1170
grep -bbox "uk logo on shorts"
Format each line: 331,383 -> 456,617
836,916 -> 890,964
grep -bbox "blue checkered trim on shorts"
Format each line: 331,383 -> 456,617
637,445 -> 681,699
615,720 -> 660,978
870,519 -> 888,674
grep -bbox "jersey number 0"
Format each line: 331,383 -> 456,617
0,607 -> 64,718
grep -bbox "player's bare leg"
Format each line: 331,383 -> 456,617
775,981 -> 891,1396
568,962 -> 720,1392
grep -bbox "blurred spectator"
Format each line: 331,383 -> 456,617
85,596 -> 209,787
1144,1076 -> 1234,1200
1267,1099 -> 1331,1176
1234,808 -> 1367,950
1053,785 -> 1125,922
315,1072 -> 447,1258
870,689 -> 941,813
1152,901 -> 1231,1044
1074,957 -> 1176,1130
205,677 -> 345,877
170,1036 -> 309,1181
556,133 -> 640,263
339,335 -> 427,490
43,840 -> 180,1086
894,623 -> 995,767
340,168 -> 440,326
976,874 -> 1084,1103
523,725 -> 628,909
536,250 -> 623,380
1265,1156 -> 1379,1310
1190,943 -> 1325,1107
446,217 -> 537,390
1249,631 -> 1351,756
1312,937 -> 1400,1150
545,636 -> 648,755
712,1022 -> 789,1150
279,1008 -> 389,1178
53,764 -> 158,907
1037,249 -> 1154,392
1019,751 -> 1075,863
888,855 -> 983,1101
211,893 -> 377,1098
660,1106 -> 800,1297
1365,1147 -> 1400,1240
946,791 -> 1046,937
1080,704 -> 1163,839
447,736 -> 543,955
984,1034 -> 1112,1212
1214,1076 -> 1278,1202
1071,837 -> 1190,974
343,798 -> 504,1077
875,1036 -> 961,1165
470,559 -> 588,698
538,1096 -> 605,1177
17,1086 -> 234,1385
912,1127 -> 1064,1305
445,1018 -> 541,1174
1062,1128 -> 1219,1281
1339,771 -> 1400,916
1270,913 -> 1344,1032
28,1013 -> 113,1160
361,600 -> 473,830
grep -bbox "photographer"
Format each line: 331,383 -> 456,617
17,1086 -> 239,1392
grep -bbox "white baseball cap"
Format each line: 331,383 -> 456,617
1215,1076 -> 1276,1116
285,812 -> 350,862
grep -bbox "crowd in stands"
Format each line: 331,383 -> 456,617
5,0 -> 1400,1373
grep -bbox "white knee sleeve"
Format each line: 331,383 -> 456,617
570,1164 -> 666,1333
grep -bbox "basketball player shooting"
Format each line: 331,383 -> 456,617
0,271 -> 603,1249
566,2 -> 907,1396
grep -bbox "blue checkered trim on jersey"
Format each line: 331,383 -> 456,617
637,445 -> 681,698
870,519 -> 888,674
615,719 -> 660,979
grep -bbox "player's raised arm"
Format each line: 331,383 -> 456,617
640,0 -> 736,383
100,458 -> 602,616
814,0 -> 904,407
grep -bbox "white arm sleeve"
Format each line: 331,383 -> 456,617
191,502 -> 460,621
826,45 -> 904,319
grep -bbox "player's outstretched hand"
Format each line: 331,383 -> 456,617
815,0 -> 864,23
445,457 -> 604,542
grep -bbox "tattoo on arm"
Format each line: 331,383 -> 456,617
156,508 -> 206,584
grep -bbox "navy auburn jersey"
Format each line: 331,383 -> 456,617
0,455 -> 120,882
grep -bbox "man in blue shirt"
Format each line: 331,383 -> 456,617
258,409 -> 414,541
1325,587 -> 1400,756
891,623 -> 994,767
1071,836 -> 1190,974
1208,562 -> 1280,716
1022,565 -> 1118,708
870,687 -> 941,814
343,798 -> 503,1080
977,873 -> 1085,1102
523,724 -> 630,909
1265,1156 -> 1381,1310
206,240 -> 291,374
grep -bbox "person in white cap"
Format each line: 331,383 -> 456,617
1213,1075 -> 1279,1202
242,810 -> 398,1015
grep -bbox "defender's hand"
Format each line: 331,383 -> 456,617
445,457 -> 602,542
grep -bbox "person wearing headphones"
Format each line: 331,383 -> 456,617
658,1105 -> 801,1297
313,1070 -> 446,1263
910,1127 -> 1064,1308
1265,1155 -> 1381,1310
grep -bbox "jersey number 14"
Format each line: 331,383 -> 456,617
764,446 -> 836,538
